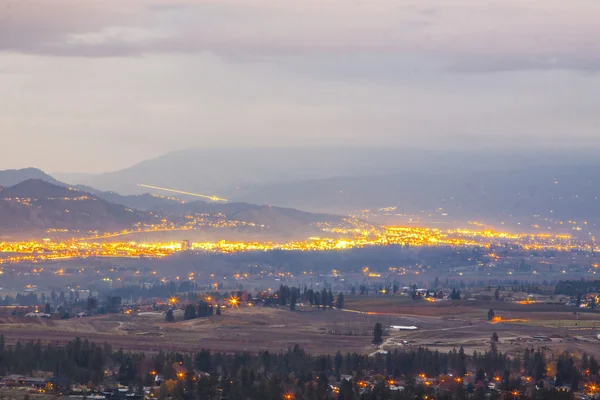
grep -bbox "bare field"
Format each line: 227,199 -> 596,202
1,301 -> 600,357
349,298 -> 600,358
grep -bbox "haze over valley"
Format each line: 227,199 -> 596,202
50,147 -> 600,237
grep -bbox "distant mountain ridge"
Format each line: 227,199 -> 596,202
0,179 -> 156,232
53,147 -> 600,197
73,186 -> 181,211
47,148 -> 600,230
152,200 -> 347,234
0,168 -> 63,188
152,201 -> 339,221
0,168 -> 179,211
4,157 -> 600,238
226,166 -> 600,223
0,173 -> 349,239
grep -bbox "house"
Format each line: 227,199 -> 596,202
556,384 -> 572,392
1,374 -> 25,386
390,325 -> 418,331
23,377 -> 47,388
25,312 -> 50,318
45,376 -> 69,393
0,375 -> 46,388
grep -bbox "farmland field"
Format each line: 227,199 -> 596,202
1,298 -> 600,358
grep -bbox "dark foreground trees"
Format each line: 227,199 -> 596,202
0,334 -> 587,400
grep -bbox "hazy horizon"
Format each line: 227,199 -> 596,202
2,0 -> 600,173
0,144 -> 598,177
47,145 -> 600,176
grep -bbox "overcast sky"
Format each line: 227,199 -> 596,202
1,0 -> 600,173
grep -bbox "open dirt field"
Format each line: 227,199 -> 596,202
343,297 -> 600,358
1,299 -> 599,357
0,306 -> 460,354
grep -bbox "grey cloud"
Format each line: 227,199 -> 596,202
1,0 -> 600,74
146,3 -> 191,11
447,55 -> 600,74
1,49 -> 600,173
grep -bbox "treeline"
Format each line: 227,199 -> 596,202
0,336 -> 109,383
0,335 -> 593,399
554,279 -> 600,296
106,281 -> 198,301
355,284 -> 399,296
264,285 -> 343,311
0,282 -> 205,308
0,293 -> 42,306
490,284 -> 551,295
0,289 -> 96,308
0,289 -> 77,307
180,300 -> 221,321
2,334 -> 596,399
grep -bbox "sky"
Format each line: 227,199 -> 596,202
1,0 -> 600,174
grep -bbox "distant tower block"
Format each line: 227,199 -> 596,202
182,240 -> 191,251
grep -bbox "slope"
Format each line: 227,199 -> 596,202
53,147 -> 600,196
0,168 -> 63,187
0,180 -> 157,232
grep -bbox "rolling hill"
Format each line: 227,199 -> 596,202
74,186 -> 181,211
225,166 -> 600,225
0,168 -> 63,188
53,147 -> 600,197
0,168 -> 179,211
52,147 -> 414,195
152,200 -> 347,235
0,178 -> 350,239
0,180 -> 157,232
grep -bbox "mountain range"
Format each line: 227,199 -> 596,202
0,172 -> 347,239
228,166 -> 600,221
0,168 -> 179,211
3,145 -> 600,237
0,179 -> 156,233
53,147 -> 600,198
0,168 -> 63,188
50,148 -> 600,223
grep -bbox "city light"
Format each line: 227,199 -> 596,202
0,224 -> 596,266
